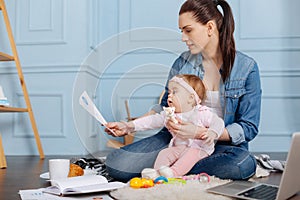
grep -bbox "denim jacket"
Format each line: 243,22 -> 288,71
160,51 -> 262,149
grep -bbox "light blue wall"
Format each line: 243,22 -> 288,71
0,0 -> 299,155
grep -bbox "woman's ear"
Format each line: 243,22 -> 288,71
207,20 -> 216,37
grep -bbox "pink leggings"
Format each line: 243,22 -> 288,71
154,145 -> 209,177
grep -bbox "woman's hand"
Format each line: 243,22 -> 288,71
165,118 -> 208,139
104,121 -> 134,137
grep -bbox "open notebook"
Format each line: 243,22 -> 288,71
207,132 -> 300,200
43,175 -> 125,196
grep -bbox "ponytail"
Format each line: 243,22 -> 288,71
217,0 -> 236,82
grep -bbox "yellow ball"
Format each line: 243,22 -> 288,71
129,177 -> 143,189
141,178 -> 154,188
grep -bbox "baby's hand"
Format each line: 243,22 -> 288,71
203,130 -> 218,145
168,116 -> 178,124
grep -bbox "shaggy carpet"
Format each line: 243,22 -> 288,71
110,176 -> 232,200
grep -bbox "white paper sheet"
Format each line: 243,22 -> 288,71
19,188 -> 113,200
79,91 -> 116,136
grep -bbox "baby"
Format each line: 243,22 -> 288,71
106,74 -> 224,179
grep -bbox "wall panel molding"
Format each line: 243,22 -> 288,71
260,70 -> 300,77
117,0 -> 186,53
258,132 -> 294,137
0,64 -> 170,80
263,95 -> 300,99
239,0 -> 300,39
260,97 -> 300,137
4,66 -> 299,78
13,92 -> 65,138
230,0 -> 300,51
28,0 -> 53,31
15,0 -> 67,45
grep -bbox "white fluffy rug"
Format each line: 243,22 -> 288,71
110,176 -> 232,200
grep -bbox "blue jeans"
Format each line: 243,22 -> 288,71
105,128 -> 257,182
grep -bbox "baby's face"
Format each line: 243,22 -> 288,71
167,81 -> 193,113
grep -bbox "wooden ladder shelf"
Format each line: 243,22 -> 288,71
0,0 -> 44,168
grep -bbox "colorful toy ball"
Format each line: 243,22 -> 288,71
129,177 -> 154,188
141,178 -> 154,188
129,177 -> 143,188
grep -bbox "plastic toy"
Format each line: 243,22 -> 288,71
129,177 -> 154,188
166,178 -> 186,184
163,106 -> 178,124
153,176 -> 169,184
141,178 -> 154,188
182,172 -> 210,182
129,173 -> 210,189
129,177 -> 143,188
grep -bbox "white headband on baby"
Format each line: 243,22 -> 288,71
170,76 -> 201,105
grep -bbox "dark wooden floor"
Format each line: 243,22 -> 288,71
0,153 -> 298,200
0,155 -> 89,200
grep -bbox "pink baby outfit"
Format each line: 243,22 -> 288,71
133,104 -> 224,177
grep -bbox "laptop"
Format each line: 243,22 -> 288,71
207,132 -> 300,200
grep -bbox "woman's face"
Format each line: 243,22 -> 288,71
179,12 -> 210,55
167,81 -> 194,113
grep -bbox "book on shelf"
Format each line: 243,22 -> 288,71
0,98 -> 9,106
0,86 -> 9,106
43,175 -> 126,196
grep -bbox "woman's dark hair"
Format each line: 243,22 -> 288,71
179,0 -> 236,82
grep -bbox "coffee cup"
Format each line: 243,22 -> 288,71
49,159 -> 70,180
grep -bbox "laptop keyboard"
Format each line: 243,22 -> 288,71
238,184 -> 278,200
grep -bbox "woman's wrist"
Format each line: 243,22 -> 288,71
218,128 -> 231,141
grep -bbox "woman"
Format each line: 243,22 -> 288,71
105,0 -> 261,182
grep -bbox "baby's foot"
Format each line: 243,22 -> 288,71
141,168 -> 160,180
158,166 -> 174,178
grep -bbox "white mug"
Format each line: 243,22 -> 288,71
49,159 -> 70,180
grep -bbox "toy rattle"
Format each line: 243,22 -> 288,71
182,172 -> 210,182
163,106 -> 178,124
